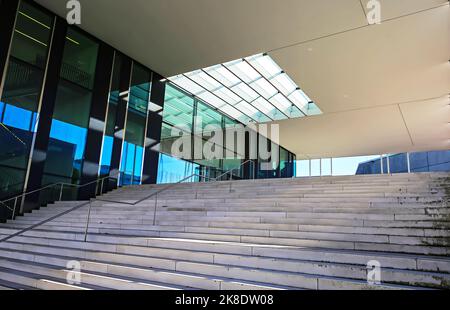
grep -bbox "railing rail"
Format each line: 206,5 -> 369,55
0,173 -> 120,221
85,159 -> 256,242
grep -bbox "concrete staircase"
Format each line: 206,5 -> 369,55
0,173 -> 449,290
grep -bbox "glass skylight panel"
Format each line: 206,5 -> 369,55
289,89 -> 310,111
253,97 -> 278,116
170,75 -> 204,95
196,92 -> 227,109
307,102 -> 322,116
287,105 -> 305,118
213,87 -> 242,105
250,78 -> 278,99
269,93 -> 292,113
235,101 -> 260,118
220,104 -> 247,122
168,52 -> 321,124
187,70 -> 221,92
247,54 -> 280,79
225,60 -> 259,83
231,83 -> 259,103
272,110 -> 288,121
205,65 -> 240,87
272,74 -> 297,95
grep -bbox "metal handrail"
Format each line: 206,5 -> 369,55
0,173 -> 120,220
214,159 -> 256,181
84,159 -> 257,241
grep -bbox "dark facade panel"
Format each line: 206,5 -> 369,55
23,17 -> 68,213
78,43 -> 115,200
108,56 -> 132,178
0,0 -> 19,82
142,72 -> 166,184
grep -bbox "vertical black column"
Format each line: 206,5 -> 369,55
78,43 -> 114,200
142,73 -> 166,184
23,18 -> 67,213
0,0 -> 19,84
108,57 -> 132,179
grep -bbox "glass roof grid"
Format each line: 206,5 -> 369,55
307,102 -> 323,116
219,64 -> 285,120
196,92 -> 227,109
168,53 -> 321,124
225,60 -> 260,84
288,90 -> 310,114
202,65 -> 276,122
299,89 -> 312,103
205,65 -> 241,87
231,82 -> 259,103
253,97 -> 278,116
243,59 -> 295,118
212,85 -> 242,105
250,78 -> 278,100
169,75 -> 204,95
246,54 -> 281,80
235,101 -> 260,118
272,111 -> 288,121
187,70 -> 222,92
269,93 -> 294,113
271,73 -> 298,96
220,104 -> 247,121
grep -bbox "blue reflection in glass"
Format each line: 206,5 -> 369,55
157,153 -> 199,184
2,104 -> 33,131
49,119 -> 87,160
99,135 -> 113,174
120,142 -> 145,185
0,101 -> 4,121
124,142 -> 135,175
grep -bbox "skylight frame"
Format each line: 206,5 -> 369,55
168,53 -> 321,124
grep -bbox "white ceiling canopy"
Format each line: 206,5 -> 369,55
168,53 -> 322,124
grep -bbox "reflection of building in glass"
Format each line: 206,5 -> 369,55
357,151 -> 450,175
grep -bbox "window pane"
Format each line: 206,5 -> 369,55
0,2 -> 52,199
99,53 -> 123,176
60,28 -> 99,89
42,27 -> 98,190
163,84 -> 194,129
120,63 -> 151,185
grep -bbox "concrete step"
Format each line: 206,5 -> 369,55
0,239 -> 445,289
0,267 -> 92,290
5,218 -> 449,238
14,228 -> 450,256
5,220 -> 449,247
0,258 -> 186,290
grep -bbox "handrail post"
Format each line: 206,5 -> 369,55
152,191 -> 158,226
100,179 -> 104,196
11,197 -> 18,220
59,183 -> 64,201
84,201 -> 93,242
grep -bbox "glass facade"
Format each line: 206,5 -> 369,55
42,27 -> 99,192
0,1 -> 53,200
119,63 -> 152,186
99,53 -> 123,177
159,83 -> 296,183
0,0 -> 296,220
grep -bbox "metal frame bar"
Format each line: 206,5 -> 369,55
220,64 -> 290,119
181,73 -> 261,123
199,68 -> 276,122
242,59 -> 307,117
